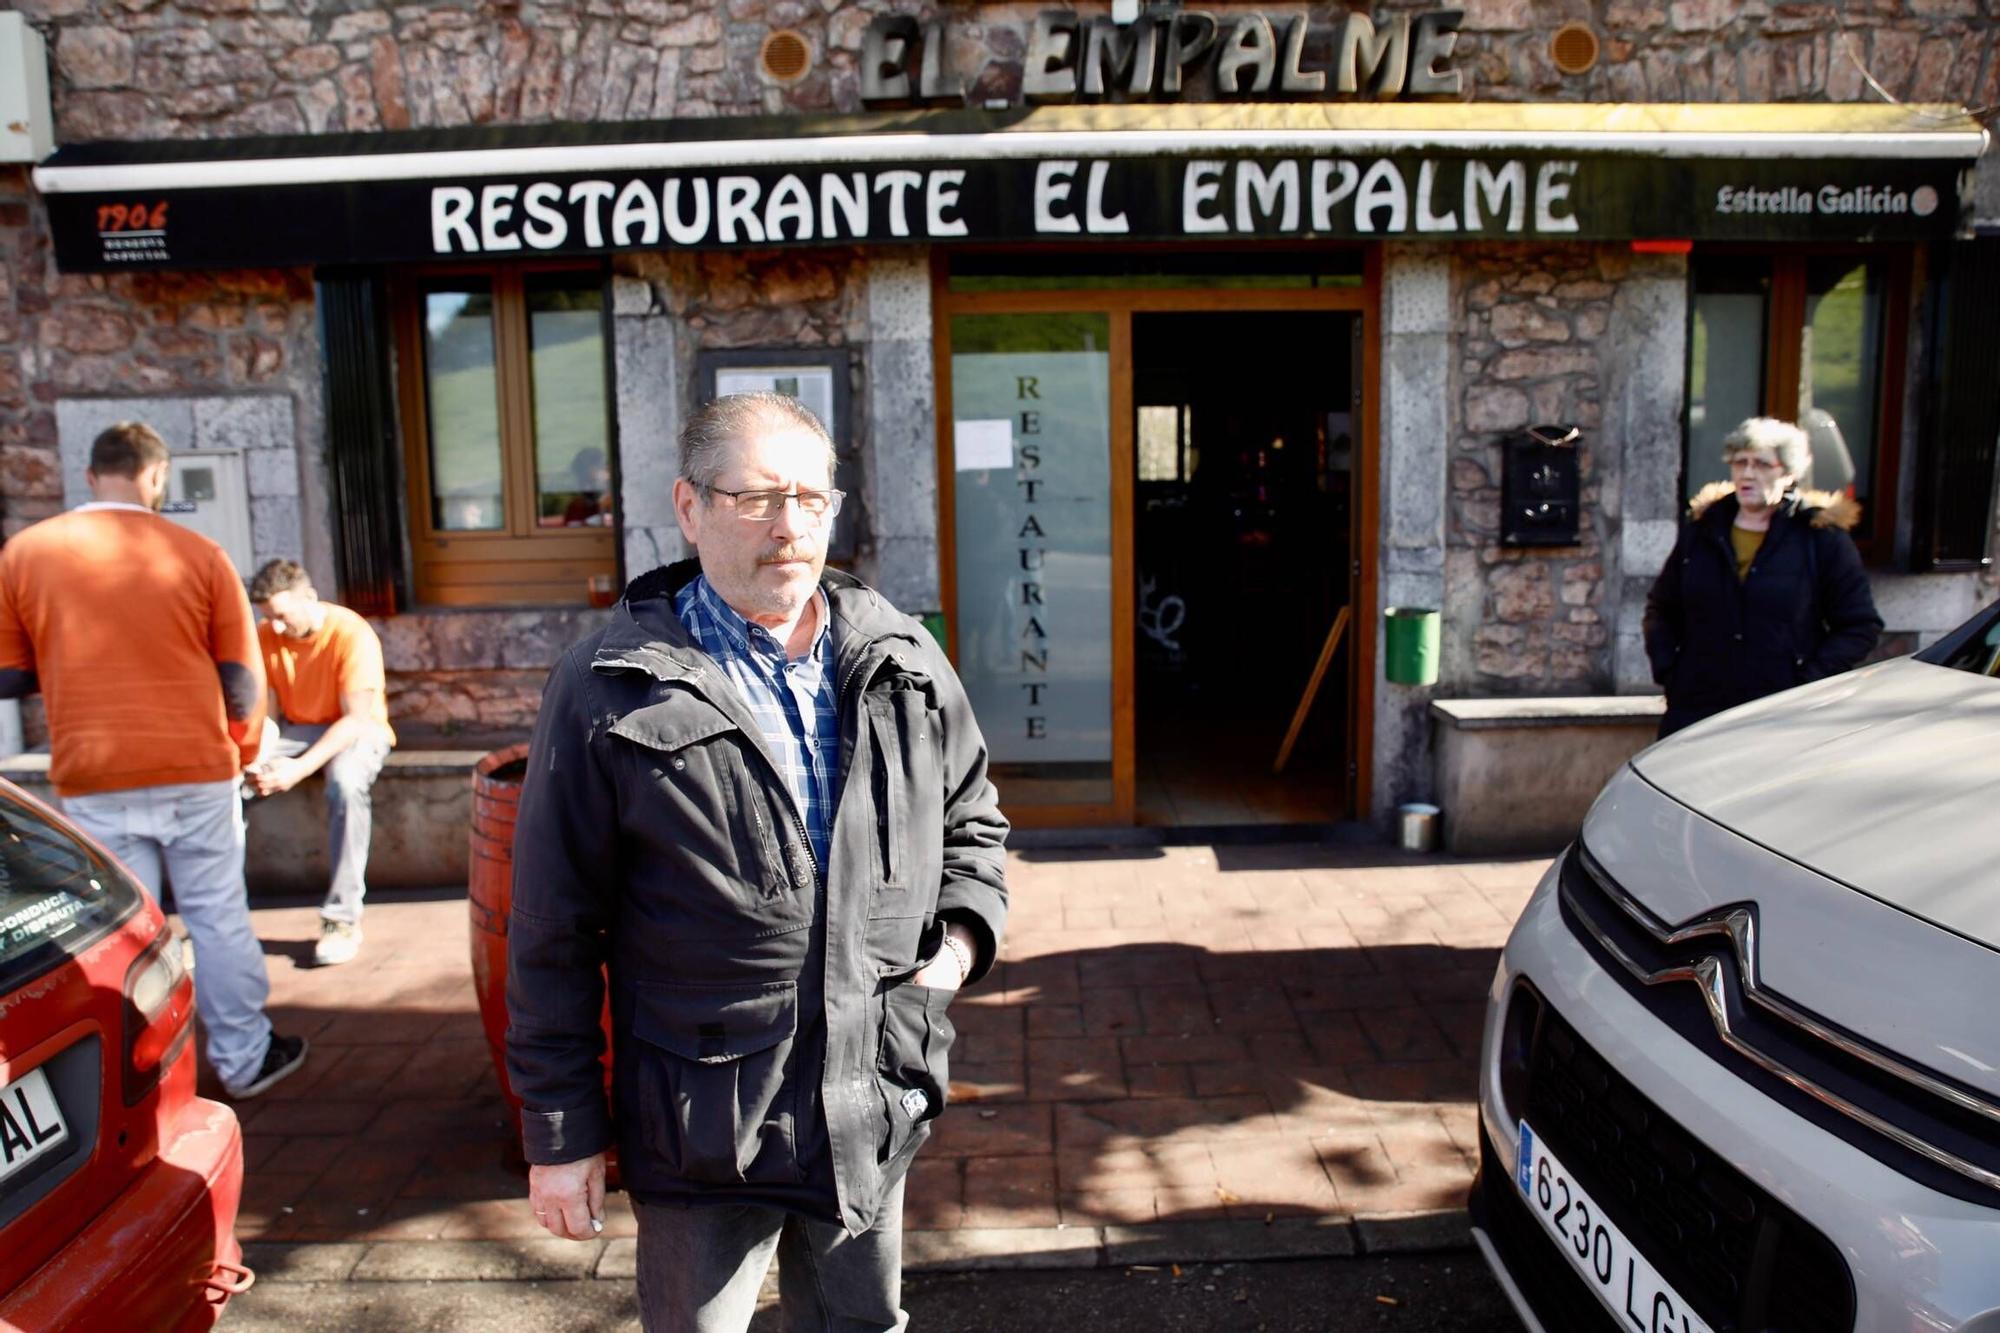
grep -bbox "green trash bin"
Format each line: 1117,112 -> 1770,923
1384,607 -> 1440,686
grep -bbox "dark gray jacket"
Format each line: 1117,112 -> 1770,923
505,561 -> 1009,1234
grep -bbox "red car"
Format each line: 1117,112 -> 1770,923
0,777 -> 251,1330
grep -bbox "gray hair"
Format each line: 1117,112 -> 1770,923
678,393 -> 837,492
1721,416 -> 1811,478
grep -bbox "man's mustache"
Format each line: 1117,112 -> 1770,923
760,545 -> 816,565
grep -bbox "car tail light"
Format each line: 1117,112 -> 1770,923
123,927 -> 194,1105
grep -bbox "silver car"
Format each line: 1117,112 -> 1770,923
1471,600 -> 2000,1332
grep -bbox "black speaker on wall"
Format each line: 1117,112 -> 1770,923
1501,424 -> 1582,548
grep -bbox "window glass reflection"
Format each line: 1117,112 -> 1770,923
1686,263 -> 1768,501
1799,259 -> 1883,499
528,279 -> 612,528
423,287 -> 504,531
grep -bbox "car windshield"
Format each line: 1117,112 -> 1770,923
0,787 -> 142,995
1914,600 -> 2000,677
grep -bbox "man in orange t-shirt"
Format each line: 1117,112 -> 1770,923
247,559 -> 396,967
0,421 -> 306,1099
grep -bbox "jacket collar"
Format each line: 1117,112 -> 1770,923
592,559 -> 929,689
1687,481 -> 1862,533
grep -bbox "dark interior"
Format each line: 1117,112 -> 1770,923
1131,311 -> 1356,825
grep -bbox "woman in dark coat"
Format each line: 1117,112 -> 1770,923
1644,416 -> 1884,738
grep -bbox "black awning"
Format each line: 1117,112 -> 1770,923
32,103 -> 1987,272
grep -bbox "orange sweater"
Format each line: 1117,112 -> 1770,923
259,604 -> 396,744
0,507 -> 267,797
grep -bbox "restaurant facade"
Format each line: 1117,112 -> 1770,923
3,1 -> 1997,832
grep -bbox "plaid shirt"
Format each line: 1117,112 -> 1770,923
675,575 -> 841,877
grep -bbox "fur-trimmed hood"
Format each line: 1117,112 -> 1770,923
1688,480 -> 1862,531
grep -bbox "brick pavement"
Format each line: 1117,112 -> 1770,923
202,844 -> 1548,1278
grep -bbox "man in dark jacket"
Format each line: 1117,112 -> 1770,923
507,393 -> 1008,1332
1644,416 -> 1883,737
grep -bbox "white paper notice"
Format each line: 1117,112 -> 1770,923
954,418 -> 1015,471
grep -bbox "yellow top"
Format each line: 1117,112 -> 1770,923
1731,525 -> 1766,582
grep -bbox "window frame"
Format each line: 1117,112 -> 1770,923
1684,244 -> 1914,563
390,261 -> 619,608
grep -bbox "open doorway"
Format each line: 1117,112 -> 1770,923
1132,311 -> 1358,825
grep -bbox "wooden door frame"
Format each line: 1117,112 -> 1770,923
933,264 -> 1380,828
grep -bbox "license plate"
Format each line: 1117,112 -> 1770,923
1517,1121 -> 1716,1333
0,1066 -> 70,1185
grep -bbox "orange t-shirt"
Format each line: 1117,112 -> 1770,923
258,603 -> 395,744
0,507 -> 267,797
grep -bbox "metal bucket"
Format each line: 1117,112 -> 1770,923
1397,802 -> 1441,853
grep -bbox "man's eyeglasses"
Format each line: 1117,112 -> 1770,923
1725,455 -> 1786,473
704,486 -> 845,522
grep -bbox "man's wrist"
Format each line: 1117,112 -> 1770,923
940,930 -> 975,985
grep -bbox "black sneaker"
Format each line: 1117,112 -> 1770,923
227,1033 -> 308,1100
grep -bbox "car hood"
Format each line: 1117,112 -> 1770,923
1584,761 -> 2000,1100
1630,657 -> 2000,951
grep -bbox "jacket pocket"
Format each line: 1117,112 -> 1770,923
866,691 -> 946,917
875,981 -> 954,1166
630,981 -> 801,1186
616,711 -> 809,928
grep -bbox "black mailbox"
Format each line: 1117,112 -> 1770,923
1501,424 -> 1582,547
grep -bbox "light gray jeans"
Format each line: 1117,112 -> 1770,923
267,721 -> 391,925
63,778 -> 274,1091
633,1178 -> 909,1333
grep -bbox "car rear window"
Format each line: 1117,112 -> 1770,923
1916,600 -> 2000,677
0,788 -> 142,994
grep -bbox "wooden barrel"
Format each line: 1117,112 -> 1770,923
467,744 -> 617,1175
467,744 -> 530,1118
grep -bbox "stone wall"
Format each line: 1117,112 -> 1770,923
0,167 -> 325,548
1443,243 -> 1626,694
608,245 -> 904,584
14,1 -> 1998,147
372,605 -> 612,743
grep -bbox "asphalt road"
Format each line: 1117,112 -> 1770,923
224,1253 -> 1522,1332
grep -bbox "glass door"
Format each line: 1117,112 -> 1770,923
946,312 -> 1126,819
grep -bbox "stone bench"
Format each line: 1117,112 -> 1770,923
1428,696 -> 1666,856
0,748 -> 505,898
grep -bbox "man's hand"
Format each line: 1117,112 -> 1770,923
248,756 -> 310,796
529,1153 -> 606,1241
909,923 -> 976,991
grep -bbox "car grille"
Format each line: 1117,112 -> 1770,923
1500,984 -> 1854,1333
1560,845 -> 2000,1207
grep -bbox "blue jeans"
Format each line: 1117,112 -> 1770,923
633,1177 -> 908,1333
63,779 -> 274,1091
267,721 -> 391,925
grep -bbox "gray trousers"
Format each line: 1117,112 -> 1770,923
268,721 -> 390,924
63,779 -> 274,1091
633,1178 -> 908,1333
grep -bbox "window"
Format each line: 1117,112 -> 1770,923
0,790 -> 142,993
1685,250 -> 1910,558
1916,600 -> 2000,677
394,268 -> 616,606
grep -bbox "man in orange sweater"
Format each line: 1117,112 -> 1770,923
0,421 -> 307,1099
246,559 -> 395,967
